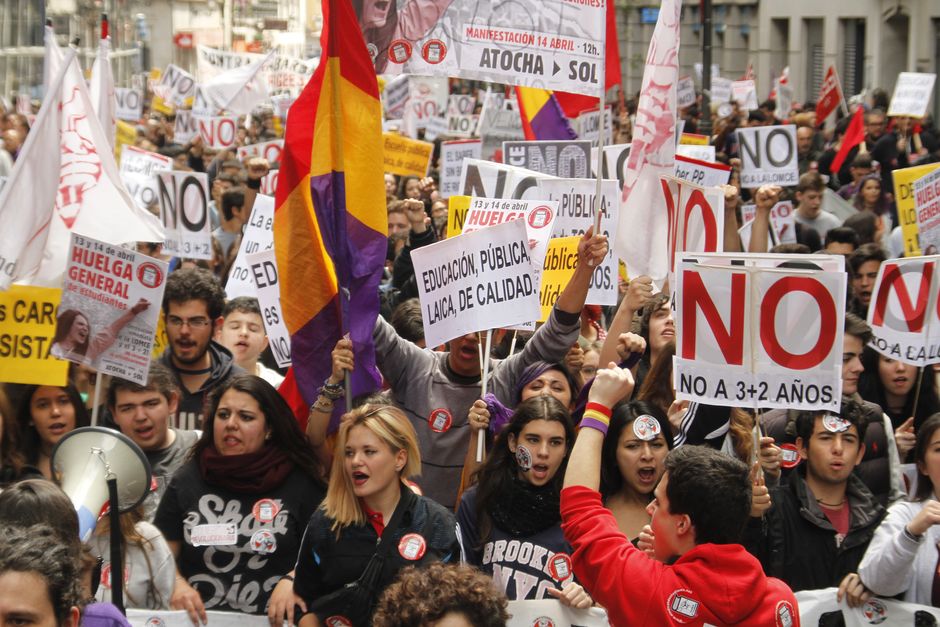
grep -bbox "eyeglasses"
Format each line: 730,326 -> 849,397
166,316 -> 212,329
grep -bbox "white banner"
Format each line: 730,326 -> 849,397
675,255 -> 846,411
661,176 -> 725,275
915,168 -> 940,254
195,45 -> 315,97
56,233 -> 166,384
237,140 -> 284,165
888,72 -> 937,118
867,256 -> 940,366
503,140 -> 593,178
246,248 -> 291,368
119,146 -> 173,212
412,218 -> 540,347
536,178 -> 619,306
795,588 -> 940,626
440,140 -> 482,198
174,110 -> 198,144
157,64 -> 195,106
674,154 -> 731,187
506,600 -> 609,627
226,195 -> 275,299
157,171 -> 212,260
458,158 -> 554,201
197,116 -> 240,149
737,124 -> 799,188
114,88 -> 142,121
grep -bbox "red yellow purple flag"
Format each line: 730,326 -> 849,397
515,86 -> 578,141
274,0 -> 385,425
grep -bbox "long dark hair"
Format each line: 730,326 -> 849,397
636,341 -> 676,415
600,400 -> 673,499
914,414 -> 940,502
472,396 -> 574,543
858,347 -> 940,430
190,375 -> 324,486
0,385 -> 26,484
52,310 -> 90,355
16,384 -> 90,465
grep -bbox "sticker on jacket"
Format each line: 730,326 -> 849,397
667,588 -> 700,623
190,523 -> 237,546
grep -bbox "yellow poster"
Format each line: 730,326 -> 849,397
114,120 -> 137,160
540,237 -> 580,322
680,133 -> 709,146
894,163 -> 940,256
151,310 -> 168,361
151,95 -> 174,116
0,286 -> 68,385
383,133 -> 433,178
446,196 -> 472,239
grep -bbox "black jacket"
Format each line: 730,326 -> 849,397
159,341 -> 242,430
294,486 -> 459,626
744,469 -> 885,592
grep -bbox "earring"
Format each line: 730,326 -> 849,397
264,433 -> 272,441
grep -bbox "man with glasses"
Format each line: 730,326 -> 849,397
160,268 -> 242,429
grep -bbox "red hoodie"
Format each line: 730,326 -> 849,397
561,486 -> 800,626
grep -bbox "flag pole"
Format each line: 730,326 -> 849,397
592,0 -> 608,237
476,329 -> 494,463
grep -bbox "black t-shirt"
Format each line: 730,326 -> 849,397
154,460 -> 324,614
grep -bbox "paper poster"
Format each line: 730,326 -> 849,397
674,154 -> 731,187
0,285 -> 69,385
440,139 -> 482,198
888,72 -> 937,118
914,168 -> 940,255
383,133 -> 433,177
226,195 -> 275,299
737,125 -> 799,188
894,163 -> 940,256
120,146 -> 173,212
503,140 -> 593,178
157,171 -> 213,260
114,88 -> 143,121
237,140 -> 284,165
246,249 -> 291,368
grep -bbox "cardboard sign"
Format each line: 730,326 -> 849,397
539,237 -> 579,321
120,146 -> 173,212
731,79 -> 758,110
677,76 -> 696,109
737,125 -> 799,188
915,168 -> 940,254
895,163 -> 940,256
458,159 -> 554,201
174,110 -> 198,145
226,195 -> 275,299
0,285 -> 68,385
440,140 -> 482,198
157,171 -> 213,260
503,140 -> 593,178
245,248 -> 291,368
114,88 -> 143,121
888,72 -> 937,118
675,255 -> 846,411
197,116 -> 239,149
56,234 -> 167,384
383,133 -> 433,177
157,64 -> 195,106
536,178 -> 619,306
674,154 -> 731,187
867,255 -> 940,366
237,140 -> 283,165
412,218 -> 540,347
711,77 -> 732,103
661,176 -> 725,274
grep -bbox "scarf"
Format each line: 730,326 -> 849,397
489,474 -> 561,537
199,444 -> 293,494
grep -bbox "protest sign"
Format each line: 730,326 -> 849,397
157,64 -> 195,106
127,609 -> 268,627
694,63 -> 720,83
157,171 -> 212,260
674,154 -> 731,187
536,178 -> 619,306
440,140 -> 482,198
56,233 -> 167,384
446,113 -> 478,137
539,236 -> 579,321
506,599 -> 609,627
356,0 -> 604,96
770,200 -> 797,244
888,72 -> 937,118
120,146 -> 173,212
915,168 -> 940,254
446,196 -> 473,239
237,140 -> 283,165
382,75 -> 409,119
412,219 -> 540,348
575,107 -> 613,148
675,144 -> 716,163
226,195 -> 275,298
774,81 -> 794,119
423,116 -> 448,142
197,116 -> 239,149
174,110 -> 198,144
796,588 -> 940,626
816,65 -> 844,122
677,76 -> 696,108
383,133 -> 433,177
894,163 -> 940,256
710,77 -> 732,103
245,248 -> 291,368
458,159 -> 553,201
737,125 -> 799,188
595,143 -> 632,187
661,176 -> 725,273
675,255 -> 846,411
731,80 -> 758,110
0,285 -> 68,385
480,106 -> 525,161
259,169 -> 279,196
503,140 -> 593,178
867,255 -> 940,366
114,88 -> 142,121
405,76 -> 449,131
195,45 -> 314,97
679,133 -> 709,146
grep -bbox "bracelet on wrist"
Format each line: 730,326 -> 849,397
310,398 -> 334,413
320,379 -> 344,400
585,402 -> 612,418
580,417 -> 610,436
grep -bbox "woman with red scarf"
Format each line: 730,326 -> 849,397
154,375 -> 325,623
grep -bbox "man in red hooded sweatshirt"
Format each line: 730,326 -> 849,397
561,364 -> 799,626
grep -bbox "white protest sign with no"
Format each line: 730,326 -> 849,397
226,195 -> 275,298
867,255 -> 940,366
157,64 -> 195,106
245,248 -> 291,368
737,125 -> 799,188
157,171 -> 212,260
174,111 -> 198,144
260,170 -> 279,196
120,146 -> 173,212
197,116 -> 239,149
503,140 -> 593,178
412,219 -> 540,348
888,72 -> 937,118
458,159 -> 553,201
661,176 -> 725,274
56,233 -> 167,384
115,88 -> 142,121
237,140 -> 284,164
440,140 -> 482,198
677,76 -> 696,109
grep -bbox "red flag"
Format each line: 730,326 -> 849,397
830,106 -> 865,174
816,65 -> 844,123
554,0 -> 622,117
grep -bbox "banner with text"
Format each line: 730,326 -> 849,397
120,146 -> 172,212
226,195 -> 275,299
157,171 -> 213,260
888,72 -> 937,118
246,248 -> 291,368
383,133 -> 433,177
895,163 -> 940,256
914,168 -> 940,255
737,124 -> 799,188
0,285 -> 68,385
440,139 -> 482,197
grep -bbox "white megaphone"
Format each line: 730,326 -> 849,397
52,426 -> 152,542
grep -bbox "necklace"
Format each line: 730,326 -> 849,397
177,365 -> 212,375
817,498 -> 846,507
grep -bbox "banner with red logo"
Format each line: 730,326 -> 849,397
867,255 -> 940,366
815,65 -> 844,122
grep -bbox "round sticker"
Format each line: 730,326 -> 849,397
779,443 -> 801,470
428,408 -> 453,433
252,498 -> 280,524
862,598 -> 887,624
249,529 -> 277,554
146,618 -> 166,627
388,39 -> 413,64
421,39 -> 447,64
666,588 -> 700,624
531,618 -> 555,627
633,415 -> 662,441
775,600 -> 796,627
137,262 -> 164,288
527,205 -> 554,229
515,445 -> 532,471
822,415 -> 850,433
398,533 -> 427,561
548,553 -> 572,581
366,43 -> 378,63
325,617 -> 352,627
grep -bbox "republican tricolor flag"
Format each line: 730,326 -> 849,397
515,86 -> 578,141
274,0 -> 386,427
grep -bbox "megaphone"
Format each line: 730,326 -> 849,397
51,426 -> 152,542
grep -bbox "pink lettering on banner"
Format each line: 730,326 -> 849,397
58,86 -> 103,228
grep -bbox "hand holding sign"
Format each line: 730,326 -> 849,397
578,226 -> 609,269
467,399 -> 491,435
